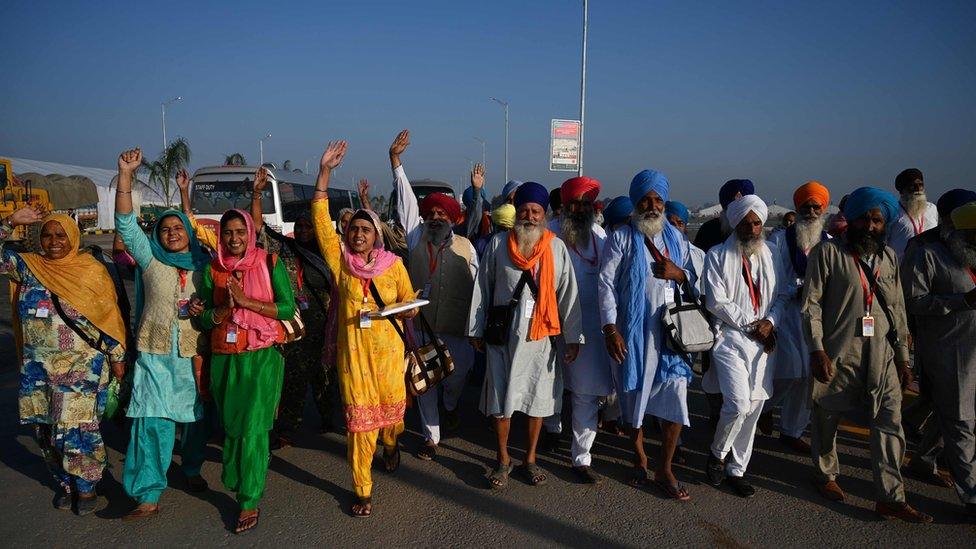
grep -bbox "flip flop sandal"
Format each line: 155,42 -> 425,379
904,467 -> 955,488
235,509 -> 260,533
351,497 -> 372,518
383,446 -> 401,473
416,443 -> 437,461
629,466 -> 652,488
522,463 -> 548,486
488,461 -> 514,490
654,479 -> 691,501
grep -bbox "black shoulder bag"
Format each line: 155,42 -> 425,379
483,269 -> 538,346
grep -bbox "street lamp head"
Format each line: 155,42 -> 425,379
262,133 -> 272,141
490,97 -> 508,107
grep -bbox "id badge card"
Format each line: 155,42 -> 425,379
861,316 -> 875,337
297,296 -> 309,311
225,325 -> 238,343
524,298 -> 536,319
177,298 -> 190,318
420,282 -> 432,300
664,286 -> 676,304
35,299 -> 51,318
359,309 -> 372,329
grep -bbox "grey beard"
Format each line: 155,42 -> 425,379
848,230 -> 884,257
946,231 -> 976,268
795,215 -> 826,251
901,191 -> 928,219
635,211 -> 665,239
513,221 -> 544,257
425,221 -> 452,244
560,212 -> 595,248
737,233 -> 766,257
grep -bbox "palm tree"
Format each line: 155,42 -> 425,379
224,153 -> 247,166
141,137 -> 191,207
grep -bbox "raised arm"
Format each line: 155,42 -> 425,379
389,129 -> 422,250
463,163 -> 486,240
312,140 -> 348,274
177,168 -> 193,216
0,204 -> 46,282
115,148 -> 142,215
358,178 -> 373,212
251,167 -> 270,235
114,148 -> 155,268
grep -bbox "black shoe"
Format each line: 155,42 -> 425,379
726,476 -> 756,498
52,489 -> 72,511
705,454 -> 725,487
186,475 -> 209,493
416,442 -> 437,461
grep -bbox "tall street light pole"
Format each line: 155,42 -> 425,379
490,97 -> 509,184
473,137 -> 486,168
259,133 -> 272,165
578,0 -> 588,177
161,96 -> 182,150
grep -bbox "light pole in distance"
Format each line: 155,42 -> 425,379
161,96 -> 182,150
490,97 -> 509,184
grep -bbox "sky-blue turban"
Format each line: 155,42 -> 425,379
842,186 -> 899,225
603,196 -> 634,227
665,201 -> 690,224
629,169 -> 670,206
513,181 -> 549,211
462,186 -> 488,210
502,180 -> 524,199
719,179 -> 755,209
936,188 -> 976,219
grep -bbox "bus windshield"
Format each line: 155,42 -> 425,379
278,182 -> 360,222
191,180 -> 273,215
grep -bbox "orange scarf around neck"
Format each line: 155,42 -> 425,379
507,228 -> 560,341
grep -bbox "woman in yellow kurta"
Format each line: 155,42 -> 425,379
311,140 -> 415,517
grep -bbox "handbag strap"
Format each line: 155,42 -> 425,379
510,269 -> 537,306
50,294 -> 106,353
369,280 -> 412,348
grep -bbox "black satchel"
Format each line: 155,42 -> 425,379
484,270 -> 537,346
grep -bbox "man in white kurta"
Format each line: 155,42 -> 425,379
549,176 -> 613,483
388,131 -> 478,461
702,195 -> 786,497
888,168 -> 938,261
600,169 -> 702,500
765,181 -> 831,453
468,182 -> 583,488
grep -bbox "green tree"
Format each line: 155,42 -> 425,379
224,152 -> 247,166
141,137 -> 191,207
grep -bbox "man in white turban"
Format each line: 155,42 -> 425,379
702,195 -> 787,497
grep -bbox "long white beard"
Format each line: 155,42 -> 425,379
635,211 -> 665,239
946,230 -> 976,268
513,221 -> 544,257
901,191 -> 928,219
560,212 -> 595,248
737,233 -> 766,257
795,214 -> 826,251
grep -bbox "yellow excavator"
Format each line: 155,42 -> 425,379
0,158 -> 54,244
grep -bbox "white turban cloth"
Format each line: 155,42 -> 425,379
726,195 -> 769,228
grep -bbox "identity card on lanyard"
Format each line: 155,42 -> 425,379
359,278 -> 372,329
852,254 -> 880,337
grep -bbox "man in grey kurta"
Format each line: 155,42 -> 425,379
468,182 -> 583,488
904,203 -> 976,521
802,186 -> 932,523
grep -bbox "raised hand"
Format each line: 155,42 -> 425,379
471,163 -> 485,190
389,130 -> 410,157
176,169 -> 191,191
118,148 -> 143,174
8,204 -> 46,226
358,178 -> 370,199
254,166 -> 270,192
320,140 -> 348,172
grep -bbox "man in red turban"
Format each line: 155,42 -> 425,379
419,192 -> 462,226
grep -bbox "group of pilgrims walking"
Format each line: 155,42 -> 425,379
4,129 -> 975,531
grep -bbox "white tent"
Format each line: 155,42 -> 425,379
4,156 -> 165,230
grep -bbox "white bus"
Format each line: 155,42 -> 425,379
190,165 -> 360,236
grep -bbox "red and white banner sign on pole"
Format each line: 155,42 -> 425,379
550,119 -> 581,172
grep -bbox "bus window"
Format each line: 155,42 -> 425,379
278,183 -> 361,223
192,180 -> 273,215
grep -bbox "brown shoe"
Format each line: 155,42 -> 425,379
875,501 -> 934,523
779,435 -> 812,454
815,480 -> 846,502
123,504 -> 159,521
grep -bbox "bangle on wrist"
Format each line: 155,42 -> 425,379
117,190 -> 132,194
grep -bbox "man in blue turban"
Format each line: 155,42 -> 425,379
665,201 -> 690,234
603,196 -> 634,232
598,169 -> 702,500
802,186 -> 932,522
501,180 -> 524,205
694,179 -> 757,253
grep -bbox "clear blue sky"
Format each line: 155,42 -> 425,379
2,0 -> 974,208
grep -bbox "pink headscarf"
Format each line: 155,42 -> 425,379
213,209 -> 279,350
342,209 -> 399,280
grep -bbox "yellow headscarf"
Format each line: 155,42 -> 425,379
19,214 -> 127,349
950,202 -> 976,231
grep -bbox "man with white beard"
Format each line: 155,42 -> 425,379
888,168 -> 939,261
702,195 -> 786,497
764,181 -> 832,453
388,130 -> 479,461
904,201 -> 976,523
468,182 -> 583,489
539,176 -> 614,484
600,170 -> 703,499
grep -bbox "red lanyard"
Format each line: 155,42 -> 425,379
427,240 -> 448,275
359,278 -> 371,304
899,203 -> 925,235
178,269 -> 187,293
851,254 -> 881,315
644,237 -> 670,262
741,256 -> 761,314
294,257 -> 304,292
570,233 -> 599,267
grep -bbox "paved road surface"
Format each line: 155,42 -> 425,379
0,235 -> 972,546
